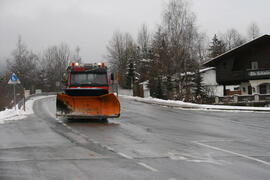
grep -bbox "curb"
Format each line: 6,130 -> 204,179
119,95 -> 270,112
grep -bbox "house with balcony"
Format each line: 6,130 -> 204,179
204,34 -> 270,97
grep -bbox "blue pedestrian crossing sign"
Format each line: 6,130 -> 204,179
8,73 -> 20,84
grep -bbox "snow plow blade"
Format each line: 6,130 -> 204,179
56,93 -> 120,119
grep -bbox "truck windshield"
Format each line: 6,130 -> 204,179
70,73 -> 107,87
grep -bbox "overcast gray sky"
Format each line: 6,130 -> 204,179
0,0 -> 270,64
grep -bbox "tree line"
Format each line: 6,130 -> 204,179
106,0 -> 261,102
0,36 -> 81,110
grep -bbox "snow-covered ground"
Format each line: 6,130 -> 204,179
120,95 -> 270,112
0,95 -> 54,124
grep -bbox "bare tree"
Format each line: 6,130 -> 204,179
137,24 -> 151,58
222,29 -> 246,50
40,43 -> 72,91
136,24 -> 152,82
195,32 -> 209,63
7,36 -> 39,92
247,22 -> 261,40
106,31 -> 125,71
151,27 -> 170,76
106,31 -> 137,88
162,0 -> 199,99
148,27 -> 169,98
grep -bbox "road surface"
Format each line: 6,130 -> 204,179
1,95 -> 270,179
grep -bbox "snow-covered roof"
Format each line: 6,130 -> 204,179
199,67 -> 215,73
204,34 -> 270,66
140,59 -> 153,62
178,67 -> 215,76
139,80 -> 149,85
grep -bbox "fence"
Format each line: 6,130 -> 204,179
215,94 -> 270,106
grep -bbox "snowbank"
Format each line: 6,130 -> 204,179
118,88 -> 133,96
120,95 -> 270,112
0,95 -> 54,124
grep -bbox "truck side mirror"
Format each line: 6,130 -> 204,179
110,73 -> 114,81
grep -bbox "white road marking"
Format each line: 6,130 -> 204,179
195,141 -> 270,166
198,139 -> 236,143
117,152 -> 133,159
137,162 -> 158,172
104,145 -> 114,152
168,151 -> 223,165
169,178 -> 177,180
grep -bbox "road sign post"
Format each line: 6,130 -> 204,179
13,84 -> 16,110
23,88 -> 26,111
8,73 -> 21,110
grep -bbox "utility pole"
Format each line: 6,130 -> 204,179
23,88 -> 26,111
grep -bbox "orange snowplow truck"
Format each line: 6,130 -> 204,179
56,62 -> 120,120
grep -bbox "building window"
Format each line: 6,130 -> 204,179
248,86 -> 252,95
242,87 -> 246,93
251,61 -> 258,70
260,84 -> 267,94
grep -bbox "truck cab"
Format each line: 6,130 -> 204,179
65,62 -> 109,96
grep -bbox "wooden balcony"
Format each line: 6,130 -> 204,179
217,69 -> 270,85
247,69 -> 270,80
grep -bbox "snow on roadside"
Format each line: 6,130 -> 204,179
120,95 -> 270,112
0,95 -> 55,124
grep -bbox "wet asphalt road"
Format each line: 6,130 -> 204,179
1,96 -> 270,179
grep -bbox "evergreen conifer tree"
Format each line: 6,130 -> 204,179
208,34 -> 226,58
194,70 -> 206,103
126,62 -> 135,89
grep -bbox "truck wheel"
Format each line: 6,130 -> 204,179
101,118 -> 108,123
